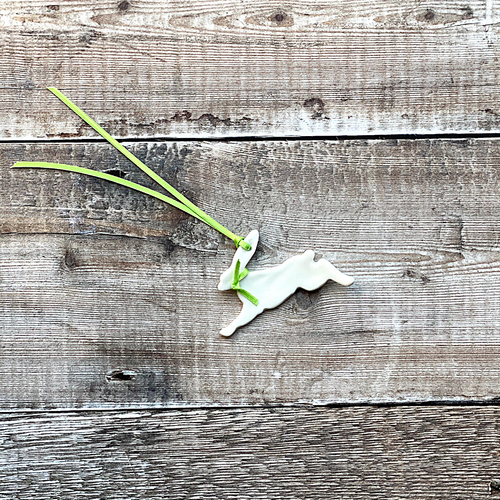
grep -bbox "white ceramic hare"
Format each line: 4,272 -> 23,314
218,230 -> 354,337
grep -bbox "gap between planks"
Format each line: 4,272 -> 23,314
3,132 -> 500,144
4,399 -> 500,415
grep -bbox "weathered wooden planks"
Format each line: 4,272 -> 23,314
1,406 -> 500,499
2,138 -> 500,408
1,0 -> 499,139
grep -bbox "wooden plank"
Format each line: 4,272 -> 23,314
1,406 -> 499,499
2,138 -> 500,408
1,0 -> 499,139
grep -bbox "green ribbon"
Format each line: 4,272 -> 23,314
231,259 -> 258,306
12,87 -> 251,252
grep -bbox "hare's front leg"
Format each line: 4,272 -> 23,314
220,302 -> 261,337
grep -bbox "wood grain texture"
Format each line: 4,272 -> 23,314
1,0 -> 499,139
1,406 -> 500,499
2,138 -> 500,408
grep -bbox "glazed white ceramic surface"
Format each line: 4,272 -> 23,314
218,230 -> 354,337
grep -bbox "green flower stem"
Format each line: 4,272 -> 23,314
12,161 -> 206,222
16,87 -> 251,251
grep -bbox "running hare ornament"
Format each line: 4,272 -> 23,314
218,230 -> 354,337
12,88 -> 354,337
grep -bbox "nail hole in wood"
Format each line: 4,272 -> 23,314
118,1 -> 130,11
103,169 -> 126,178
106,369 -> 137,382
424,9 -> 435,20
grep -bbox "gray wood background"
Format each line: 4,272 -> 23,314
2,0 -> 500,497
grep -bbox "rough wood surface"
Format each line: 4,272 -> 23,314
1,406 -> 500,499
1,0 -> 499,139
2,138 -> 500,408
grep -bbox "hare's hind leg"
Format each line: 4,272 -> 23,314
320,259 -> 354,286
220,303 -> 261,337
300,258 -> 354,290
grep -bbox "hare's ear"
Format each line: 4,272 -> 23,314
218,230 -> 259,291
231,230 -> 259,270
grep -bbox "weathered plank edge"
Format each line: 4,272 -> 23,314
4,396 -> 500,412
4,137 -> 498,408
1,405 -> 500,500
